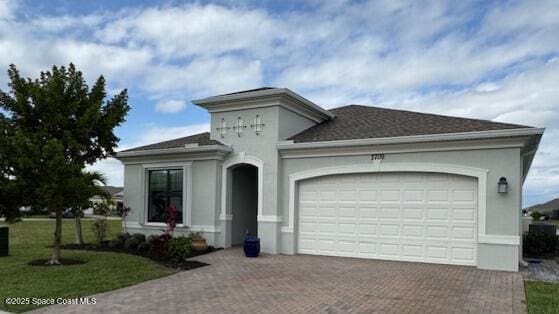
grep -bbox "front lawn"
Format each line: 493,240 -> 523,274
525,281 -> 559,313
0,220 -> 176,313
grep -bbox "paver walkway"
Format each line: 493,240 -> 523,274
521,259 -> 559,282
34,248 -> 526,313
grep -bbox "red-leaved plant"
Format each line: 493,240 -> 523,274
165,205 -> 177,235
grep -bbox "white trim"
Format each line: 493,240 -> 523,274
478,235 -> 520,245
285,163 -> 489,240
278,128 -> 544,151
219,213 -> 233,221
193,88 -> 335,122
140,162 -> 193,227
117,145 -> 232,158
257,215 -> 283,223
279,138 -> 527,159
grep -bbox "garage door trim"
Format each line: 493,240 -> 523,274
284,163 -> 489,244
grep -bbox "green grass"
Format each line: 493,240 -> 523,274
0,220 -> 175,313
525,281 -> 559,313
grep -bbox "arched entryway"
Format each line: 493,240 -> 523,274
229,164 -> 258,245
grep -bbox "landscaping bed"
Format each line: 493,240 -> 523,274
60,242 -> 217,270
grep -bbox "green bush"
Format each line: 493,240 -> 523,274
124,237 -> 140,250
168,236 -> 193,261
109,238 -> 123,248
91,218 -> 109,244
523,232 -> 559,256
138,242 -> 151,253
117,232 -> 131,241
531,211 -> 543,221
132,233 -> 146,243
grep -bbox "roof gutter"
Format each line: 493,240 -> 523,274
277,128 -> 545,150
115,145 -> 232,159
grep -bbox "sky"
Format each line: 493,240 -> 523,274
0,0 -> 557,207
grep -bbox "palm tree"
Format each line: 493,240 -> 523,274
68,171 -> 112,245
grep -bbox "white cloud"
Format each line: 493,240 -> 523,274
120,122 -> 211,151
86,158 -> 124,187
1,1 -> 558,205
155,99 -> 186,113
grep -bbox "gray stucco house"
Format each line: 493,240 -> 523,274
116,87 -> 543,271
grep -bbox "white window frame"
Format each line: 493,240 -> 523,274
140,162 -> 192,227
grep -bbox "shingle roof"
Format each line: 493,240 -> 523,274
289,105 -> 532,143
122,132 -> 222,152
100,186 -> 123,196
215,87 -> 278,97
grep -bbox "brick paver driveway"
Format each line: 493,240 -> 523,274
34,248 -> 526,313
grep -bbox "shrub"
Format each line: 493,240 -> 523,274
117,232 -> 131,242
109,238 -> 123,249
132,233 -> 146,243
124,237 -> 140,250
138,242 -> 151,252
168,236 -> 193,261
523,232 -> 559,256
148,233 -> 172,259
91,218 -> 109,244
530,211 -> 543,221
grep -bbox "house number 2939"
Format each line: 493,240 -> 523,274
371,153 -> 385,160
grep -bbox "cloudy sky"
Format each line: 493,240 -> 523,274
0,0 -> 557,207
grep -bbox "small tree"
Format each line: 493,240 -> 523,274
67,171 -> 111,245
117,206 -> 133,233
0,64 -> 129,264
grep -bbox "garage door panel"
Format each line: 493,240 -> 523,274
380,207 -> 400,219
297,172 -> 477,266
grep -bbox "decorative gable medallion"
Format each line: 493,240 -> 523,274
251,115 -> 265,135
232,117 -> 247,137
216,118 -> 229,138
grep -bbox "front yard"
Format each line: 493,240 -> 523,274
525,280 -> 559,313
0,220 -> 176,313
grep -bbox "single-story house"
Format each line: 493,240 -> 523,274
85,186 -> 124,215
116,87 -> 543,271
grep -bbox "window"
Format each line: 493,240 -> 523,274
148,169 -> 183,224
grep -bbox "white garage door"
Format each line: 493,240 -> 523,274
297,172 -> 478,266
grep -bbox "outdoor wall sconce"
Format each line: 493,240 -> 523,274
498,177 -> 508,193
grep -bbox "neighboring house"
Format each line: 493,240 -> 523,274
116,87 -> 543,271
85,186 -> 124,215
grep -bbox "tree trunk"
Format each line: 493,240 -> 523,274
75,215 -> 84,245
47,210 -> 62,265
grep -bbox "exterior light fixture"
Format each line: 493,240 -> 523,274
498,177 -> 508,193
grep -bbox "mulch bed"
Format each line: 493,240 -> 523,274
28,258 -> 87,266
59,243 -> 218,270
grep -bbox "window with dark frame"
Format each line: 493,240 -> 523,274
148,169 -> 183,224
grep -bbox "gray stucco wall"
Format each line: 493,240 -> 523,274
278,146 -> 523,271
122,159 -> 221,244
